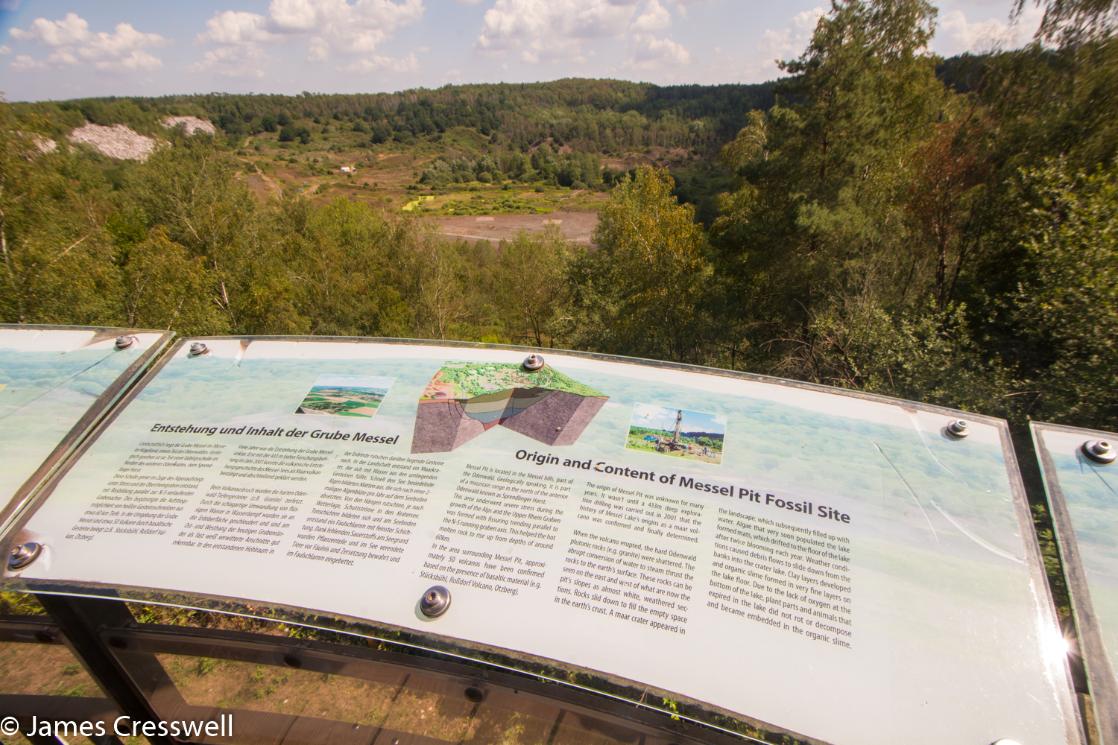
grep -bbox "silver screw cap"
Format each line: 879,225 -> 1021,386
419,585 -> 451,618
1083,439 -> 1116,465
188,341 -> 209,357
522,354 -> 545,372
946,419 -> 969,438
8,542 -> 42,571
114,335 -> 136,350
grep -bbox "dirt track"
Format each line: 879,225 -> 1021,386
433,211 -> 598,245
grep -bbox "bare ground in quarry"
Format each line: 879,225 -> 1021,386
68,123 -> 158,161
433,211 -> 599,245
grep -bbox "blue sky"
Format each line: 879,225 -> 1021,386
631,403 -> 725,434
310,374 -> 394,392
0,1 -> 1043,101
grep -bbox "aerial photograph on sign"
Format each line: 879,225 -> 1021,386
295,375 -> 393,418
412,361 -> 608,453
626,404 -> 726,464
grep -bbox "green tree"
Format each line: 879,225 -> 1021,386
712,0 -> 965,386
491,227 -> 574,346
567,167 -> 712,362
124,140 -> 302,334
0,120 -> 120,325
1015,0 -> 1118,43
290,197 -> 410,336
1000,159 -> 1118,427
119,230 -> 227,334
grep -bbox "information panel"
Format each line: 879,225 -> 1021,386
0,325 -> 170,534
1034,422 -> 1118,744
5,338 -> 1080,745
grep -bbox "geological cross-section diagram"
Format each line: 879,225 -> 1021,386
411,361 -> 608,453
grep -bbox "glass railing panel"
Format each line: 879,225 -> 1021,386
1034,422 -> 1118,743
2,337 -> 1081,744
0,324 -> 172,535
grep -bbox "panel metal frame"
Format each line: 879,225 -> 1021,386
1033,421 -> 1118,744
0,324 -> 174,537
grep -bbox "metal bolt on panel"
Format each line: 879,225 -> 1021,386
1083,439 -> 1116,464
419,585 -> 451,618
8,541 -> 42,570
945,419 -> 970,439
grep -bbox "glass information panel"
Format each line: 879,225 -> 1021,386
0,325 -> 170,534
1033,422 -> 1118,744
4,338 -> 1081,745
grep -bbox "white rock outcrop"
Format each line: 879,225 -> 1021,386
161,116 -> 216,136
68,123 -> 157,161
31,135 -> 57,154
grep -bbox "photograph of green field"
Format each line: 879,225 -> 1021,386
295,375 -> 393,418
626,404 -> 726,464
420,361 -> 604,401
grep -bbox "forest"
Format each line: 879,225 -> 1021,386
1,0 -> 1116,433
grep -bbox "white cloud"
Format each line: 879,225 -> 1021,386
0,45 -> 10,55
83,23 -> 166,69
307,36 -> 330,61
632,0 -> 670,32
478,0 -> 689,68
96,49 -> 162,71
479,0 -> 638,59
630,33 -> 689,68
190,44 -> 267,78
197,0 -> 425,70
10,53 -> 45,71
339,51 -> 419,72
934,5 -> 1044,57
270,0 -> 322,31
632,404 -> 673,429
198,11 -> 277,44
8,14 -> 166,72
749,5 -> 824,79
10,12 -> 89,46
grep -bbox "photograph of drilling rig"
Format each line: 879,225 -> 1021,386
625,404 -> 726,464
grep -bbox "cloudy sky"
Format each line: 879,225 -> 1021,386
0,0 -> 1042,101
631,404 -> 725,435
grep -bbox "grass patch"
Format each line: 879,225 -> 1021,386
402,195 -> 436,211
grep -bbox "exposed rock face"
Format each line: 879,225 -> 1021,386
68,124 -> 157,161
501,390 -> 607,446
161,116 -> 216,136
411,362 -> 608,454
31,135 -> 57,155
412,401 -> 487,453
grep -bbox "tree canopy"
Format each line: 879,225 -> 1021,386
2,0 -> 1117,431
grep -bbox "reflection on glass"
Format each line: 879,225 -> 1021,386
157,653 -> 401,723
134,651 -> 666,745
0,591 -> 46,616
1035,424 -> 1118,742
0,641 -> 101,696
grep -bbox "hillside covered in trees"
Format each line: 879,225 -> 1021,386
1,0 -> 1116,432
13,78 -> 773,153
